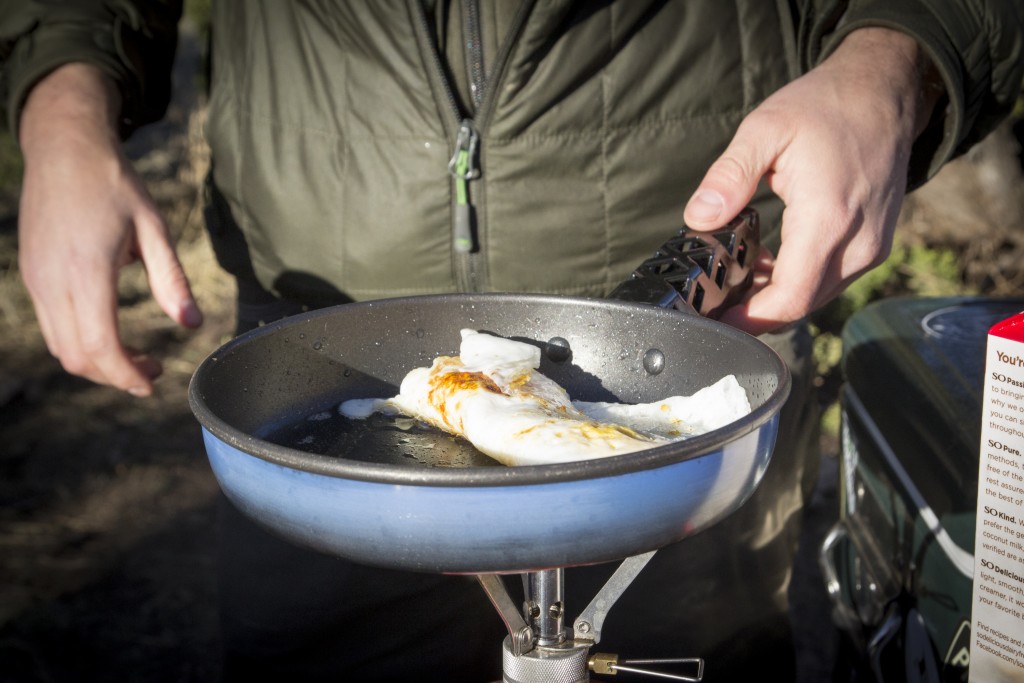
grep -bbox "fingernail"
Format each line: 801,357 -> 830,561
128,386 -> 150,398
686,189 -> 724,223
182,300 -> 203,327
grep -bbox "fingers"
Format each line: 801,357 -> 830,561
717,212 -> 829,335
683,119 -> 782,230
134,202 -> 203,329
683,117 -> 796,333
720,200 -> 895,336
72,269 -> 162,396
19,173 -> 197,397
26,256 -> 161,396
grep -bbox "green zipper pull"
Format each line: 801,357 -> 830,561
448,119 -> 480,253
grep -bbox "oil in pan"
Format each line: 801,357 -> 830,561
259,408 -> 502,469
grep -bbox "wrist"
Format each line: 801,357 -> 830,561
825,26 -> 943,142
19,63 -> 123,158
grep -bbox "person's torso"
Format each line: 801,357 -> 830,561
205,0 -> 797,304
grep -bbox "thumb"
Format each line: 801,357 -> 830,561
136,210 -> 204,329
684,125 -> 777,230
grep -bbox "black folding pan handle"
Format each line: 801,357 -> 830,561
609,208 -> 758,319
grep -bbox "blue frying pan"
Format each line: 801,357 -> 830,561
188,290 -> 789,574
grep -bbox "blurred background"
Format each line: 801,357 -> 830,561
1,3 -> 1022,681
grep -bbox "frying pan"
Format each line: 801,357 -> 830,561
189,212 -> 791,574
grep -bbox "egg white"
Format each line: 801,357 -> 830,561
338,329 -> 751,466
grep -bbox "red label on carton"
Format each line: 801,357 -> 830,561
990,311 -> 1024,341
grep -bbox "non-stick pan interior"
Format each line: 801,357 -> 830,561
189,294 -> 789,485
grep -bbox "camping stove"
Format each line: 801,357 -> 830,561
478,553 -> 703,683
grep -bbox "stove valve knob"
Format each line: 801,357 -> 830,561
587,653 -> 704,682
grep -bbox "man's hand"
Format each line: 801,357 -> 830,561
18,63 -> 202,396
684,27 -> 942,335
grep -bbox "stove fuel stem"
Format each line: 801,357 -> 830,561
588,653 -> 704,681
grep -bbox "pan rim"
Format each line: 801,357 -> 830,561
188,293 -> 791,487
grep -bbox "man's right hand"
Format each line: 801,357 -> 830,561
17,62 -> 202,397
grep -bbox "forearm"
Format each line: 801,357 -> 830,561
19,63 -> 122,163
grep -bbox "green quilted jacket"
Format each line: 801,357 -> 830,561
2,1 -> 1022,305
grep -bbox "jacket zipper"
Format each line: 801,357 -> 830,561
448,119 -> 479,253
448,0 -> 485,254
462,0 -> 486,111
410,0 -> 534,290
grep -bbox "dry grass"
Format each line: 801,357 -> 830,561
898,121 -> 1024,294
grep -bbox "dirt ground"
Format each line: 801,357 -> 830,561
0,249 -> 229,679
0,29 -> 233,683
1,27 -> 1023,683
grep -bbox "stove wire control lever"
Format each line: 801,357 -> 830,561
588,653 -> 704,682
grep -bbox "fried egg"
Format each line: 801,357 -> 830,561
338,329 -> 751,466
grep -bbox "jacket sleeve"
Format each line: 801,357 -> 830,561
0,0 -> 183,140
798,0 -> 1024,189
